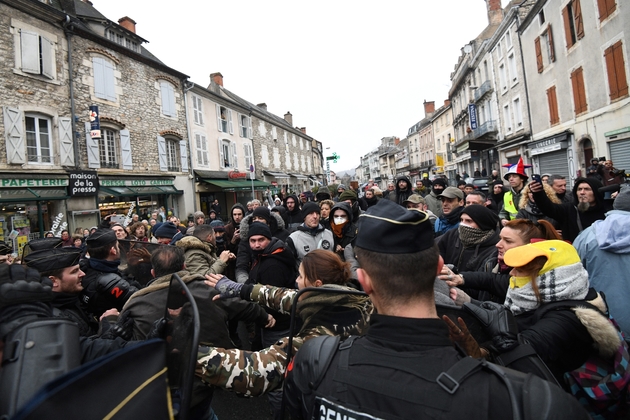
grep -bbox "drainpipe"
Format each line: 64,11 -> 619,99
182,80 -> 196,212
63,15 -> 80,169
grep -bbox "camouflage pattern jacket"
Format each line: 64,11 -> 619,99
196,283 -> 372,396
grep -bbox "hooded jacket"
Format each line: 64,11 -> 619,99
284,194 -> 303,229
329,202 -> 358,259
532,177 -> 608,242
175,236 -> 227,277
574,210 -> 630,334
224,203 -> 246,249
387,176 -> 413,207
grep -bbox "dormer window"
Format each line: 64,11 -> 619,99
105,29 -> 139,52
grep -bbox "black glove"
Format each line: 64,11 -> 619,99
463,301 -> 519,353
100,311 -> 135,341
147,316 -> 168,340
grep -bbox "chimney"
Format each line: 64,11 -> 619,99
210,72 -> 224,87
118,17 -> 136,34
300,127 -> 306,134
486,0 -> 504,26
444,99 -> 451,107
284,112 -> 293,126
394,137 -> 400,146
257,103 -> 267,111
423,100 -> 435,117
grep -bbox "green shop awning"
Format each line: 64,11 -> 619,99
0,188 -> 68,202
99,185 -> 183,198
200,179 -> 270,191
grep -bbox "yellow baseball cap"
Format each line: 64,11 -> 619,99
503,240 -> 580,275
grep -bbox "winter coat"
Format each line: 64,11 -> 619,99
459,256 -> 511,303
175,236 -> 227,277
387,176 -> 413,207
436,226 -> 500,274
224,203 -> 246,248
574,210 -> 630,335
434,206 -> 464,237
286,224 -> 334,264
424,191 -> 443,218
329,202 -> 358,260
284,195 -> 303,230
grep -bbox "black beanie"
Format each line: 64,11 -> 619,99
252,206 -> 271,224
301,201 -> 321,220
432,178 -> 447,188
248,222 -> 272,240
461,205 -> 499,231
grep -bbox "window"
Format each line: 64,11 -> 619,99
216,105 -> 232,134
547,86 -> 560,125
192,95 -> 204,125
535,26 -> 555,73
503,104 -> 512,133
93,57 -> 116,101
244,143 -> 253,169
157,136 -> 186,172
545,26 -> 556,63
19,30 -> 54,79
499,63 -> 507,90
539,10 -> 546,25
195,133 -> 209,167
497,41 -> 503,59
165,139 -> 179,171
505,30 -> 513,50
99,128 -> 119,168
239,113 -> 252,138
160,81 -> 176,117
271,126 -> 277,141
219,139 -> 237,169
562,0 -> 584,49
105,29 -> 139,52
25,115 -> 52,164
597,0 -> 616,22
604,41 -> 628,101
513,97 -> 523,128
570,67 -> 588,115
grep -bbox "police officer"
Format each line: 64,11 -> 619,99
284,199 -> 588,419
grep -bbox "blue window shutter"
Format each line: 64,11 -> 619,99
58,117 -> 74,166
104,60 -> 116,101
20,30 -> 40,74
120,129 -> 132,170
85,122 -> 100,169
180,140 -> 188,171
93,57 -> 106,99
41,36 -> 54,79
157,135 -> 167,171
4,107 -> 26,164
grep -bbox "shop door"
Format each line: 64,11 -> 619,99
609,139 -> 630,175
538,150 -> 570,183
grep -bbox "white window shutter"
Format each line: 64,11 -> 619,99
20,30 -> 40,74
104,60 -> 116,101
40,36 -> 54,79
201,135 -> 208,166
85,122 -> 100,169
272,126 -> 277,140
120,129 -> 132,170
231,141 -> 238,169
215,104 -> 222,132
238,113 -> 244,137
58,117 -> 74,166
228,109 -> 233,134
248,117 -> 253,139
167,84 -> 176,116
197,98 -> 204,125
195,134 -> 202,165
160,83 -> 172,116
180,140 -> 188,171
4,107 -> 26,164
93,57 -> 106,99
218,139 -> 225,168
157,135 -> 167,171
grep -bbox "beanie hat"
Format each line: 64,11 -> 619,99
338,190 -> 358,203
356,199 -> 434,254
614,186 -> 630,211
193,211 -> 205,219
337,184 -> 347,191
248,222 -> 272,240
154,222 -> 178,239
209,220 -> 225,232
252,206 -> 271,224
461,205 -> 499,231
432,178 -> 447,188
301,201 -> 321,220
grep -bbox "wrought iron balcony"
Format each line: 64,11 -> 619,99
474,80 -> 493,102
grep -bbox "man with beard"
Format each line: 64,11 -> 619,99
434,187 -> 465,237
359,188 -> 379,209
499,158 -> 530,225
547,175 -> 573,205
529,177 -> 608,242
284,195 -> 302,231
388,175 -> 413,206
224,203 -> 246,251
425,178 -> 446,218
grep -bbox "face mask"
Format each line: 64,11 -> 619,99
334,216 -> 347,224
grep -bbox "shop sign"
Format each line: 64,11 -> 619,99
69,171 -> 98,196
271,182 -> 278,186
51,213 -> 67,237
100,179 -> 174,187
468,104 -> 478,130
530,140 -> 567,156
228,171 -> 247,179
1,178 -> 68,188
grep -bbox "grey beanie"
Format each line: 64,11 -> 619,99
613,186 -> 630,211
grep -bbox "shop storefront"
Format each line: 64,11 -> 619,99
195,170 -> 270,218
529,132 -> 571,184
0,174 -> 69,255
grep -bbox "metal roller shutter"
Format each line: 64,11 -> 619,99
608,139 -> 630,174
538,149 -> 570,181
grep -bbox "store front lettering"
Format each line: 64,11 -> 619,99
1,179 -> 68,188
100,179 -> 174,187
51,213 -> 67,237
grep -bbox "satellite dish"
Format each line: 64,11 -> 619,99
463,44 -> 473,54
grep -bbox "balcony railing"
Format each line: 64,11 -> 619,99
474,80 -> 493,102
474,120 -> 497,138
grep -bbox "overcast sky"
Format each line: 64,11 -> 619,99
94,0 -> 510,173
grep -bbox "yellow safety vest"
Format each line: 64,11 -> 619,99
503,191 -> 518,220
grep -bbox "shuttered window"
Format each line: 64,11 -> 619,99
604,41 -> 628,101
535,37 -> 543,73
93,57 -> 116,101
25,115 -> 52,164
547,25 -> 556,62
20,30 -> 54,79
160,81 -> 176,117
597,0 -> 616,22
571,67 -> 588,115
547,86 -> 560,125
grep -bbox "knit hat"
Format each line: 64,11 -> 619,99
338,190 -> 358,203
153,222 -> 179,239
315,188 -> 332,200
23,248 -> 82,273
355,199 -> 434,254
502,157 -> 531,181
193,211 -> 205,219
491,180 -> 504,188
337,184 -> 347,191
209,220 -> 225,232
248,222 -> 272,240
613,186 -> 630,211
503,240 -> 581,276
432,178 -> 447,188
461,205 -> 499,231
86,228 -> 117,248
301,201 -> 321,220
437,187 -> 464,201
252,206 -> 272,224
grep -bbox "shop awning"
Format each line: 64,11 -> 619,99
99,185 -> 183,197
289,173 -> 309,180
263,171 -> 290,178
0,188 -> 68,202
199,179 -> 271,191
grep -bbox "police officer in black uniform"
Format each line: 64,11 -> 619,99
284,199 -> 588,420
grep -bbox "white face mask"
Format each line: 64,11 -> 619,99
334,216 -> 347,224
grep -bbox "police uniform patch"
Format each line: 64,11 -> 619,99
304,245 -> 311,253
321,240 -> 331,250
314,397 -> 382,420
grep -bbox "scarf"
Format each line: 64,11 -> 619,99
445,205 -> 464,225
458,224 -> 495,247
88,258 -> 120,273
331,220 -> 348,238
504,262 -> 589,315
